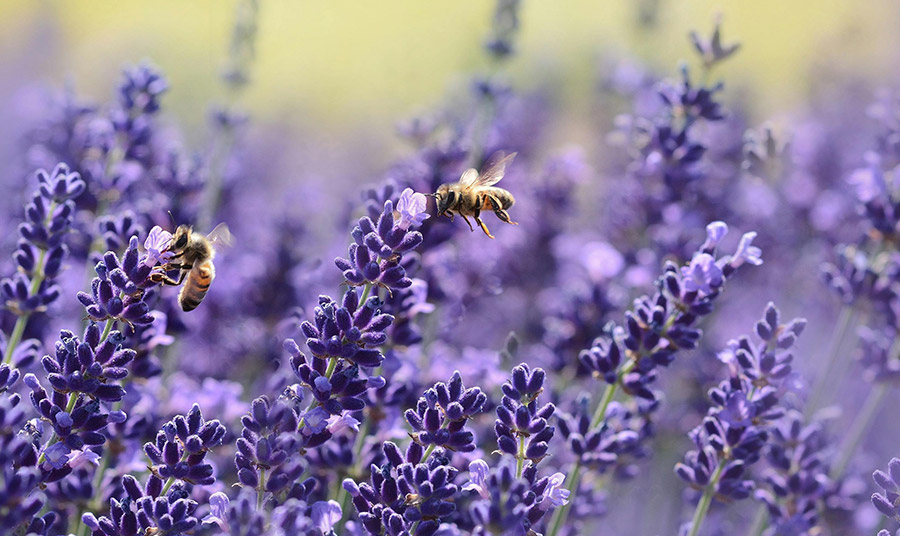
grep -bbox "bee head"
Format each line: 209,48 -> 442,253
433,185 -> 455,216
171,225 -> 192,250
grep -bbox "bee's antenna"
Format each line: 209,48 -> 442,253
166,211 -> 178,229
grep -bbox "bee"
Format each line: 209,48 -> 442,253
431,151 -> 518,239
154,223 -> 233,312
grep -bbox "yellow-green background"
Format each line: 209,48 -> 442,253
1,1 -> 897,145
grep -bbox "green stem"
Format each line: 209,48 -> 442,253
161,476 -> 176,496
806,306 -> 855,415
358,282 -> 373,306
3,202 -> 56,366
687,460 -> 726,536
547,382 -> 617,536
324,357 -> 338,379
745,504 -> 768,536
830,382 -> 889,479
257,467 -> 267,510
100,318 -> 115,344
2,313 -> 31,365
515,435 -> 526,478
160,446 -> 192,496
422,444 -> 435,463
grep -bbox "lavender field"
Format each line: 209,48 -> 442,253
2,1 -> 900,535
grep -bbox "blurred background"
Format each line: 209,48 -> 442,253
2,2 -> 900,534
2,0 -> 899,159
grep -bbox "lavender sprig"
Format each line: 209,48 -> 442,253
2,164 -> 85,366
548,221 -> 762,536
873,458 -> 900,531
495,363 -> 555,477
752,411 -> 833,535
144,403 -> 226,493
676,303 -> 805,536
342,441 -> 458,536
404,371 -> 487,458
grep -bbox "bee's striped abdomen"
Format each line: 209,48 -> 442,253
179,260 -> 215,312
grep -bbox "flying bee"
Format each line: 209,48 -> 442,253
431,151 -> 518,239
153,223 -> 233,312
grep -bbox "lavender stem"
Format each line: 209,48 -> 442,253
830,382 -> 889,480
687,460 -> 726,536
3,200 -> 57,365
745,504 -> 768,536
806,306 -> 856,415
547,381 -> 618,536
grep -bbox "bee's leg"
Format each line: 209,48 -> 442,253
474,216 -> 494,239
446,210 -> 455,222
151,265 -> 192,286
460,214 -> 475,232
151,273 -> 181,286
472,197 -> 494,238
488,196 -> 518,225
175,268 -> 191,284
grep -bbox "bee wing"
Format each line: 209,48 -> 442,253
475,151 -> 517,187
206,223 -> 234,250
458,168 -> 479,187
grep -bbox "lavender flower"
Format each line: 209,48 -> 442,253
2,164 -> 84,365
579,222 -> 763,401
754,411 -> 832,535
285,335 -> 385,422
96,210 -> 145,254
342,441 -> 458,536
675,303 -> 805,535
395,188 -> 430,230
404,371 -> 487,453
82,475 -> 198,536
4,5 -> 900,535
688,15 -> 741,70
298,291 -> 393,369
495,363 -> 555,469
873,458 -> 900,525
234,395 -> 311,498
466,459 -> 567,535
21,324 -> 136,481
484,0 -> 521,59
335,200 -> 423,292
77,234 -> 167,328
551,222 -> 762,535
143,403 -> 226,487
36,324 -> 135,401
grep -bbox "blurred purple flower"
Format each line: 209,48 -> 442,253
462,459 -> 491,499
302,406 -> 330,435
395,187 -> 430,230
311,500 -> 342,533
728,232 -> 763,268
66,448 -> 101,470
537,472 -> 570,510
142,225 -> 174,267
681,253 -> 723,295
41,442 -> 70,471
326,411 -> 360,434
201,492 -> 230,530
